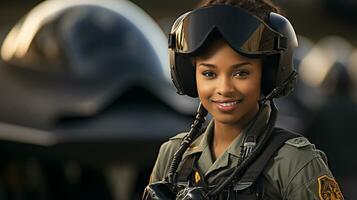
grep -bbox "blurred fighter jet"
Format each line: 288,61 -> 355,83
0,0 -> 198,199
303,37 -> 357,200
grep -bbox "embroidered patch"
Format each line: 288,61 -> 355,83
318,175 -> 344,200
194,171 -> 201,184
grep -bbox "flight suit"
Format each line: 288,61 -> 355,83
149,105 -> 344,200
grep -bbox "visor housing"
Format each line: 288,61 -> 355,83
169,5 -> 288,56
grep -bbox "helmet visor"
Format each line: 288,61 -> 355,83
170,5 -> 286,56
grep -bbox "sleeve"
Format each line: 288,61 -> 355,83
148,135 -> 185,184
146,132 -> 188,185
284,156 -> 344,200
149,143 -> 167,183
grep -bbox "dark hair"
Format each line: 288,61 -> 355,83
198,0 -> 284,22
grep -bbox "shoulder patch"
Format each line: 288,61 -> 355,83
285,136 -> 311,148
169,132 -> 188,140
318,175 -> 344,200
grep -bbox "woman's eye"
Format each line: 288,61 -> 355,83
233,71 -> 249,78
202,71 -> 216,78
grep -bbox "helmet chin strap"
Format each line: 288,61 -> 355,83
259,70 -> 298,103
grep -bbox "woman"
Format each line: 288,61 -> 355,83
143,0 -> 344,199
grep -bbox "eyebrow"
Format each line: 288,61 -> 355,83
198,62 -> 251,68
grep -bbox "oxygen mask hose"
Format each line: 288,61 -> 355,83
167,103 -> 208,185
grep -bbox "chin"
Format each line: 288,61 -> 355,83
213,114 -> 244,125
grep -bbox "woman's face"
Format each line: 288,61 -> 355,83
195,39 -> 262,127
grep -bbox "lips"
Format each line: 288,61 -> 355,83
212,99 -> 243,112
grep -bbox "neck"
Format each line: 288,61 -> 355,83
213,122 -> 242,146
211,122 -> 245,161
211,104 -> 260,160
214,105 -> 259,144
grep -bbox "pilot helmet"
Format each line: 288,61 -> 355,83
168,5 -> 298,99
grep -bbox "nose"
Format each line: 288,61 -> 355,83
217,76 -> 235,96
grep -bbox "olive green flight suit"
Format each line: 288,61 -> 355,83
149,105 -> 344,200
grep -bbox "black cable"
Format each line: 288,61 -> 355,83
259,70 -> 298,103
167,103 -> 208,185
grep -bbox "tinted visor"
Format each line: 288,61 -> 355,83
170,5 -> 286,55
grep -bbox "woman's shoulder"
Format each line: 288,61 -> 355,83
277,129 -> 327,165
159,132 -> 188,154
150,131 -> 204,182
269,128 -> 328,174
150,132 -> 188,182
271,127 -> 324,162
157,132 -> 188,161
262,128 -> 334,199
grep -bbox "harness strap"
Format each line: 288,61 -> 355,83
234,127 -> 300,191
175,127 -> 300,199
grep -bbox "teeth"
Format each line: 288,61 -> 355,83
219,101 -> 237,107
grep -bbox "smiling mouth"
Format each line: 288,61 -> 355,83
218,101 -> 237,107
212,99 -> 243,107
